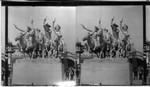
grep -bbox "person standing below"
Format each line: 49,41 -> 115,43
65,67 -> 69,80
70,67 -> 75,80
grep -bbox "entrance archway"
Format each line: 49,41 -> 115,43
63,58 -> 75,68
62,58 -> 76,81
129,57 -> 147,85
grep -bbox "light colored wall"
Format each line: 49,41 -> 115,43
81,59 -> 130,85
12,59 -> 62,85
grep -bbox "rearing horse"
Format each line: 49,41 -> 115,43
83,32 -> 101,58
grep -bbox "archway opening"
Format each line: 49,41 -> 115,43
129,58 -> 146,84
63,58 -> 75,68
62,58 -> 76,81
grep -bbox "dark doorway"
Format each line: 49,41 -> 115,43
129,58 -> 147,85
62,58 -> 76,81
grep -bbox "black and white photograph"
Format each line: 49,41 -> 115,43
145,5 -> 150,84
76,6 -> 144,85
2,6 -> 77,86
1,1 -> 150,86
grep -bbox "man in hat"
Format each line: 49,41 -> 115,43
120,18 -> 133,57
14,24 -> 33,51
111,17 -> 120,51
120,18 -> 130,41
111,17 -> 120,40
43,17 -> 52,40
81,24 -> 100,50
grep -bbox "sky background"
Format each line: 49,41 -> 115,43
77,6 -> 143,52
146,6 -> 150,42
8,7 -> 76,53
1,6 -> 6,53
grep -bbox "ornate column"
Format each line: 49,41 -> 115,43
5,41 -> 15,86
75,41 -> 84,86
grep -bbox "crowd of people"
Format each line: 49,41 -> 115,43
14,18 -> 67,58
80,17 -> 135,58
64,67 -> 76,81
133,66 -> 144,80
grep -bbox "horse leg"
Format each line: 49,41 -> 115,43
28,52 -> 31,59
17,43 -> 22,52
39,49 -> 42,58
31,49 -> 35,59
55,43 -> 59,58
46,50 -> 49,58
96,52 -> 99,58
35,50 -> 38,59
100,51 -> 102,58
100,47 -> 104,58
49,49 -> 53,58
42,49 -> 45,58
103,48 -> 106,58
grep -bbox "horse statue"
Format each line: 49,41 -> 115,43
82,31 -> 102,58
14,25 -> 34,58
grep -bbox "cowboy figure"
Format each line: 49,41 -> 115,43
52,19 -> 64,57
120,18 -> 130,43
14,24 -> 32,51
81,24 -> 100,51
120,18 -> 133,57
43,17 -> 52,40
111,17 -> 120,41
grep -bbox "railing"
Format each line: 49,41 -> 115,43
129,51 -> 145,60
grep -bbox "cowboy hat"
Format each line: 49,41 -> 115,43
113,23 -> 118,27
46,23 -> 51,28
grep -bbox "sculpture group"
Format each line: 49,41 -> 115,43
79,17 -> 134,58
14,17 -> 134,59
14,18 -> 67,59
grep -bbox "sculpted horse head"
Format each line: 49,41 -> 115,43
15,33 -> 27,46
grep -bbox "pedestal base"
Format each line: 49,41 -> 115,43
12,58 -> 62,86
81,58 -> 130,85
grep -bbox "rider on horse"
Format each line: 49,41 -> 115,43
111,17 -> 120,42
14,24 -> 32,51
81,24 -> 100,51
120,18 -> 130,43
120,18 -> 133,57
52,19 -> 64,56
